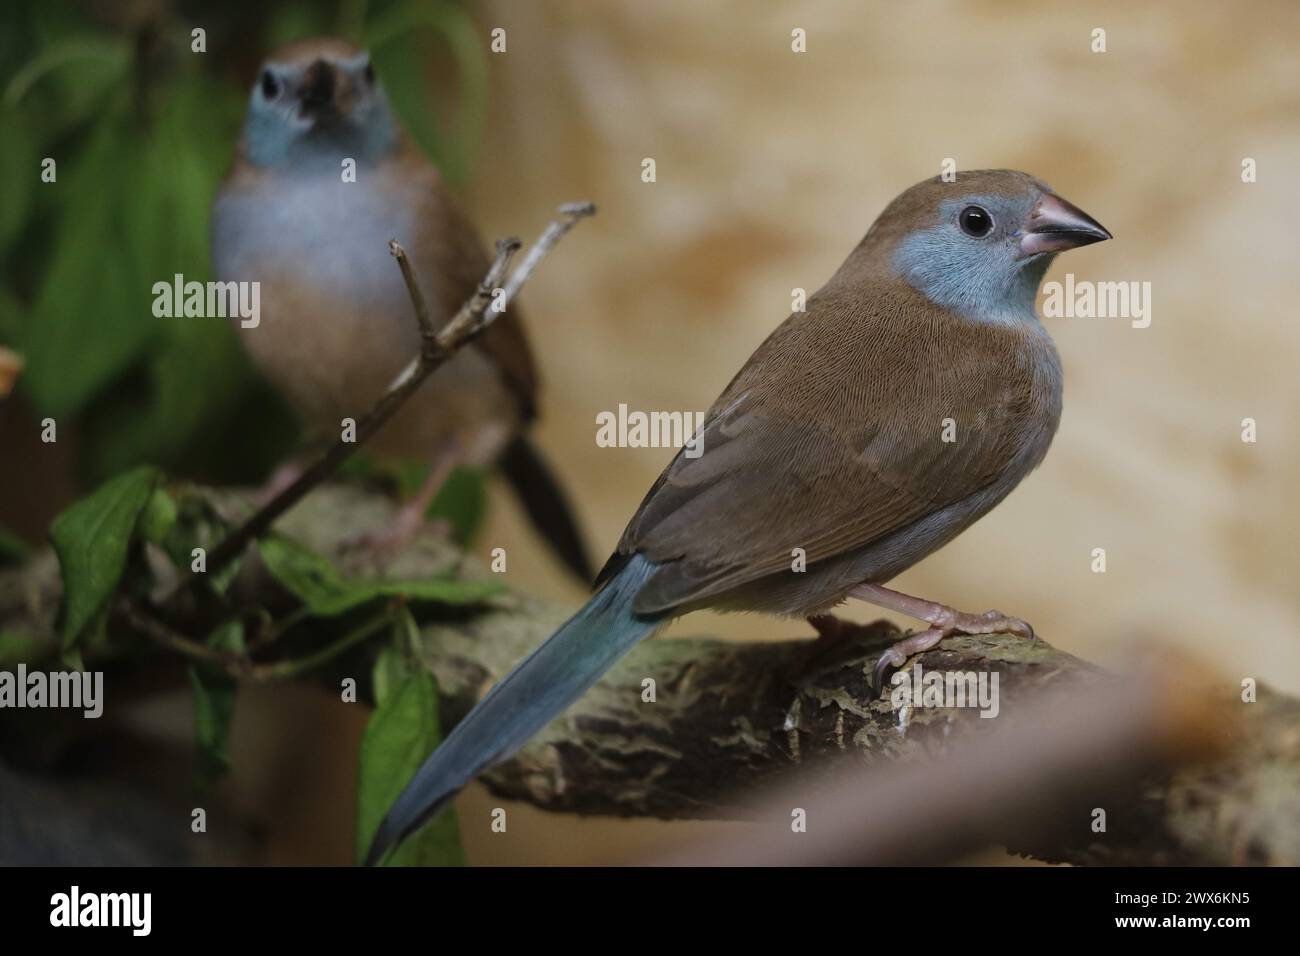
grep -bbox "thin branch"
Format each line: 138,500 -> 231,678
249,605 -> 309,651
119,596 -> 393,682
165,202 -> 594,599
119,598 -> 248,679
388,239 -> 435,339
385,202 -> 596,391
249,610 -> 393,681
501,202 -> 597,306
187,238 -> 515,585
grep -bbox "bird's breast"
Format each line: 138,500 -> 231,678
214,175 -> 427,310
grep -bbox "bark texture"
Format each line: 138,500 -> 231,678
3,485 -> 1296,865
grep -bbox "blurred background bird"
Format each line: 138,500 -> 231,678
211,36 -> 591,576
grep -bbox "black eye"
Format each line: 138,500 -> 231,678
364,62 -> 375,84
959,205 -> 993,238
260,70 -> 279,99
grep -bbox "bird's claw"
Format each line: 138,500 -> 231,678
870,647 -> 906,696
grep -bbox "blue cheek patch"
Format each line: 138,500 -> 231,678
890,193 -> 1042,323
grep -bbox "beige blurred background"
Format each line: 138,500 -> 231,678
467,0 -> 1300,674
433,0 -> 1300,863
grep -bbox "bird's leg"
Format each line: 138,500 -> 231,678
850,583 -> 1036,639
849,583 -> 1035,692
348,438 -> 461,563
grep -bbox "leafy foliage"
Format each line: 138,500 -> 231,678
347,458 -> 488,543
258,532 -> 502,616
187,619 -> 246,789
356,646 -> 466,866
43,467 -> 490,869
0,629 -> 41,667
48,465 -> 160,653
2,0 -> 487,487
5,0 -> 492,865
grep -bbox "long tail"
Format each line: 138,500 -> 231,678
364,554 -> 663,865
498,435 -> 594,583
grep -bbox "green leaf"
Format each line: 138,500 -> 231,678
1,34 -> 129,130
0,107 -> 36,257
74,73 -> 299,482
356,648 -> 465,866
147,489 -> 242,595
365,0 -> 489,185
49,465 -> 161,651
137,487 -> 178,546
258,533 -> 502,617
187,619 -> 244,789
426,466 -> 486,544
0,629 -> 41,667
19,106 -> 156,419
266,1 -> 336,48
356,460 -> 486,545
371,617 -> 417,706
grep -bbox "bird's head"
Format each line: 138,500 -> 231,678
862,169 -> 1111,320
241,37 -> 398,169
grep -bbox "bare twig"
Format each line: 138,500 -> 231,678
501,202 -> 597,304
119,598 -> 248,678
167,202 -> 595,597
119,596 -> 394,682
385,201 -> 597,390
388,239 -> 436,339
250,611 -> 393,681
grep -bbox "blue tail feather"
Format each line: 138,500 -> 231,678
364,554 -> 663,865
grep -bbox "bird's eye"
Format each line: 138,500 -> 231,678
364,62 -> 375,84
260,70 -> 279,99
959,205 -> 993,238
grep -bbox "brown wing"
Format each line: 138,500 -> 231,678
398,150 -> 538,421
611,280 -> 1051,612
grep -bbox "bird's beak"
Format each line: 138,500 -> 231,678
1018,193 -> 1112,257
298,59 -> 337,117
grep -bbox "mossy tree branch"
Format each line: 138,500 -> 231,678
3,485 -> 1296,866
